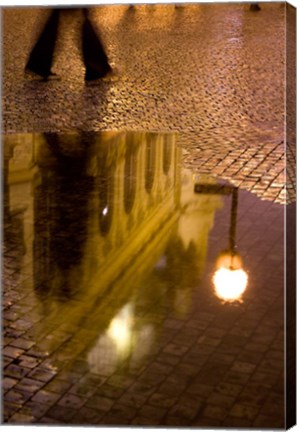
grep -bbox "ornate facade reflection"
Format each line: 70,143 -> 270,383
3,131 -> 223,375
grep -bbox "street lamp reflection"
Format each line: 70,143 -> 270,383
107,303 -> 134,356
213,262 -> 248,302
213,249 -> 248,301
194,181 -> 248,303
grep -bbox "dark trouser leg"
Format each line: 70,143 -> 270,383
25,9 -> 60,78
82,10 -> 112,81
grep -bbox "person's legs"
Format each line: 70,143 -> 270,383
81,9 -> 112,81
25,9 -> 60,79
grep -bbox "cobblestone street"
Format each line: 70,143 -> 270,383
2,2 -> 296,429
3,130 -> 288,427
2,2 -> 296,203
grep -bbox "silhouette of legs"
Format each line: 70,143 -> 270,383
82,11 -> 112,81
25,8 -> 113,81
25,9 -> 60,79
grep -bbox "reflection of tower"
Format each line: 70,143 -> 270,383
164,171 -> 223,317
178,171 -> 223,271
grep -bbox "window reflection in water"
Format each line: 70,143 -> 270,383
124,134 -> 139,214
145,133 -> 156,193
163,135 -> 172,175
97,143 -> 114,236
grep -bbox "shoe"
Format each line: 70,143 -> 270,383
46,72 -> 61,81
101,69 -> 119,82
24,69 -> 60,81
85,69 -> 119,85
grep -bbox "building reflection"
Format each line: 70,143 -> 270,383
85,163 -> 222,375
194,183 -> 248,303
3,135 -> 34,292
4,131 -> 223,375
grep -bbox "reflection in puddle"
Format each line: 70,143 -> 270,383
194,182 -> 249,303
88,302 -> 155,375
4,131 -> 224,371
213,265 -> 248,302
3,131 -> 285,427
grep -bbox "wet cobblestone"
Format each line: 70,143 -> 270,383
2,3 -> 293,424
2,3 -> 295,203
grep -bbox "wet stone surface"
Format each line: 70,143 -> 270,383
2,131 -> 286,427
2,3 -> 296,203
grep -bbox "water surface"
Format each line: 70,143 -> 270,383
3,131 -> 285,427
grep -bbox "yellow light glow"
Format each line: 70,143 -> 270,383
213,267 -> 248,302
107,304 -> 133,355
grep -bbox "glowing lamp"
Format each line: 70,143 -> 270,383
107,304 -> 133,355
213,262 -> 248,302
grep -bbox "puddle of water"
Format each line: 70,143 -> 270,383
3,131 -> 286,426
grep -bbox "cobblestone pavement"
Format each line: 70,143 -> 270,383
1,3 -> 295,428
3,131 -> 287,427
2,3 -> 296,204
